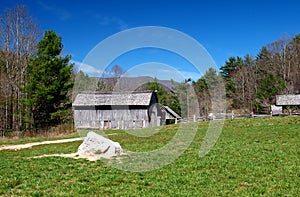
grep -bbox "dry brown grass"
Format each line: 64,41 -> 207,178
7,123 -> 76,139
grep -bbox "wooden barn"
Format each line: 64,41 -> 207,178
161,105 -> 181,124
72,91 -> 162,129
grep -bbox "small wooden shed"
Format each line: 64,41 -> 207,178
161,105 -> 181,124
72,91 -> 162,129
276,94 -> 300,106
275,94 -> 300,113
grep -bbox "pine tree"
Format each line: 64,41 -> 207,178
23,30 -> 74,131
254,73 -> 285,113
220,56 -> 243,98
144,78 -> 181,116
145,78 -> 168,105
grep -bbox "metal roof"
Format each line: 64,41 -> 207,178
161,105 -> 181,119
73,91 -> 155,106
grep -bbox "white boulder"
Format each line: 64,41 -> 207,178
77,132 -> 122,157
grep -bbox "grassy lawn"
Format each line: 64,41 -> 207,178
0,117 -> 299,196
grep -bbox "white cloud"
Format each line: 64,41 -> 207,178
72,60 -> 104,77
124,62 -> 201,82
37,1 -> 71,21
95,15 -> 129,31
72,60 -> 202,81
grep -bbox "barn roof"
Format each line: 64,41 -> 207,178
276,94 -> 300,106
161,106 -> 181,119
73,91 -> 156,106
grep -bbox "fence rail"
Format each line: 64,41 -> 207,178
178,112 -> 300,123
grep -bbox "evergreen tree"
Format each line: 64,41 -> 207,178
202,67 -> 220,89
254,73 -> 285,113
256,46 -> 272,75
23,30 -> 74,130
145,78 -> 181,116
220,56 -> 243,98
145,78 -> 168,106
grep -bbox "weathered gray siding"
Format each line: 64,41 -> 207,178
74,108 -> 150,129
161,106 -> 181,125
276,94 -> 300,106
165,112 -> 174,120
161,106 -> 181,119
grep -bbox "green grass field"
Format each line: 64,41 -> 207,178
0,117 -> 299,196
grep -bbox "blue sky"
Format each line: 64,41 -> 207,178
1,0 -> 300,81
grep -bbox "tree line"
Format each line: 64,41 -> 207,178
146,35 -> 300,118
193,35 -> 300,115
0,6 -> 74,137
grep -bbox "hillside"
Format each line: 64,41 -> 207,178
96,76 -> 178,92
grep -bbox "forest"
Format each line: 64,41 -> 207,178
195,34 -> 300,115
0,6 -> 74,136
0,5 -> 299,136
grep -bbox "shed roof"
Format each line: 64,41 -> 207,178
73,91 -> 155,107
276,94 -> 300,106
161,106 -> 181,119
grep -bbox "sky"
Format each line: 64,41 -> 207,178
1,0 -> 300,81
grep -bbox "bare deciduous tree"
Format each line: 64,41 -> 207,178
231,57 -> 257,112
0,5 -> 39,135
111,64 -> 125,78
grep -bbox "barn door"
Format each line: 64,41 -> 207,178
104,120 -> 111,129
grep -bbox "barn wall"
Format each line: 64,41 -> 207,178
165,111 -> 175,119
148,96 -> 162,127
74,108 -> 150,129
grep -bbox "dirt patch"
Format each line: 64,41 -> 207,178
0,138 -> 82,151
31,152 -> 117,161
1,137 -> 127,161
